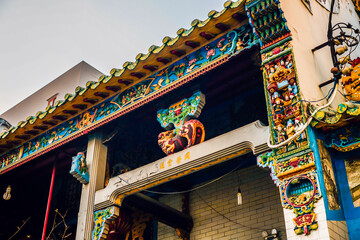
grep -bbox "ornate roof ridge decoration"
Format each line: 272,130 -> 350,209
0,22 -> 259,174
353,0 -> 360,17
311,59 -> 360,129
311,102 -> 360,129
0,0 -> 248,155
245,0 -> 290,49
310,60 -> 360,151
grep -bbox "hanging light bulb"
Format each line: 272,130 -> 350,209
237,187 -> 242,205
3,185 -> 11,200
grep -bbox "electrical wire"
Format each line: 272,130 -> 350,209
119,165 -> 272,232
267,82 -> 339,149
115,163 -> 244,195
267,0 -> 360,148
102,130 -> 119,144
116,159 -> 273,232
268,84 -> 335,121
194,191 -> 271,232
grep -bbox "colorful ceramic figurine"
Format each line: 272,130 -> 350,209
295,117 -> 306,145
272,91 -> 284,118
286,119 -> 296,139
283,93 -> 293,117
70,152 -> 90,184
276,124 -> 286,143
157,91 -> 206,155
341,59 -> 360,101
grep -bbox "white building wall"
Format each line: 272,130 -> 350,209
0,61 -> 103,126
280,0 -> 360,106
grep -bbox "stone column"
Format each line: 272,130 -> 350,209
76,132 -> 107,240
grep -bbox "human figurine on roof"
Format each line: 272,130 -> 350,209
276,124 -> 286,143
295,117 -> 306,142
283,93 -> 293,117
267,64 -> 276,83
285,55 -> 293,69
286,119 -> 296,138
272,91 -> 284,115
288,84 -> 295,100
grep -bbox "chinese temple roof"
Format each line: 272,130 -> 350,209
0,0 -> 247,155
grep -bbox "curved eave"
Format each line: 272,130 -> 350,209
0,0 -> 247,155
311,102 -> 360,130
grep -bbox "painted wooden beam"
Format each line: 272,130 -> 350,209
123,193 -> 193,231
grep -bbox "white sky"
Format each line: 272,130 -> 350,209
0,0 -> 225,114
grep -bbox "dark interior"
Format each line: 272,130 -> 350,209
0,137 -> 86,239
104,46 -> 267,176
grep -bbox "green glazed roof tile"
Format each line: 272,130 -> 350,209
312,102 -> 360,128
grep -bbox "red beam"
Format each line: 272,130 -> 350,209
41,162 -> 56,240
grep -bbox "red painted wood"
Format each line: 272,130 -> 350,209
41,162 -> 56,240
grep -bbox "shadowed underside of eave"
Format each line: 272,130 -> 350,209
0,0 -> 247,155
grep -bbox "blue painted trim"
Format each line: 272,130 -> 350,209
315,127 -> 360,239
308,126 -> 344,220
331,148 -> 360,219
331,148 -> 360,240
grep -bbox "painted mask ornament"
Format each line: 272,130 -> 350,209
157,91 -> 205,155
70,152 -> 89,184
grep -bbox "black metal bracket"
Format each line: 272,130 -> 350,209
312,39 -> 334,53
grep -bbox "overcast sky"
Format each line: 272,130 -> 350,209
0,0 -> 225,114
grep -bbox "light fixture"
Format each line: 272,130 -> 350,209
3,185 -> 11,200
262,228 -> 279,240
237,187 -> 242,205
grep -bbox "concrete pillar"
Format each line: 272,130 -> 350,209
76,132 -> 107,240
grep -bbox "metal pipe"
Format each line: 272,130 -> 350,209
41,162 -> 56,240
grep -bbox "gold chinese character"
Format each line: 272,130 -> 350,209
176,156 -> 182,164
168,159 -> 173,167
160,162 -> 165,169
184,152 -> 190,160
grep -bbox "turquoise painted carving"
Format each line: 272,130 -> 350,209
257,151 -> 279,186
245,0 -> 290,47
157,91 -> 206,155
70,152 -> 89,184
157,91 -> 205,131
324,123 -> 360,152
92,206 -> 119,240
